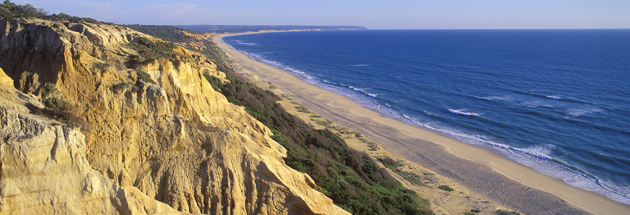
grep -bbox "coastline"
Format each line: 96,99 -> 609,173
214,32 -> 630,215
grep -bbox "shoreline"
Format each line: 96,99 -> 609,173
214,32 -> 630,215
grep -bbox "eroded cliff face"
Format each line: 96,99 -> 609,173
0,19 -> 348,214
0,68 -> 181,214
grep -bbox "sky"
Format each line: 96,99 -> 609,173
13,0 -> 630,29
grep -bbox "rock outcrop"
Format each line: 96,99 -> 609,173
0,18 -> 348,214
0,68 -> 182,214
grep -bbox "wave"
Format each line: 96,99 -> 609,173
234,40 -> 258,46
423,111 -> 440,118
449,109 -> 482,116
238,51 -> 318,82
222,35 -> 630,205
400,112 -> 629,204
402,109 -> 630,205
519,101 -> 556,108
347,64 -> 370,67
349,86 -> 369,92
566,107 -> 604,117
476,95 -> 511,101
509,144 -> 555,160
523,91 -> 589,104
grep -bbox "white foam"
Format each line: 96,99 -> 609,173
449,109 -> 482,116
252,54 -> 312,78
221,38 -> 630,205
520,101 -> 555,108
391,103 -> 628,205
509,144 -> 555,160
402,114 -> 423,126
349,86 -> 370,92
566,108 -> 604,117
547,95 -> 562,100
477,96 -> 511,101
423,111 -> 439,117
502,150 -> 630,205
234,40 -> 257,46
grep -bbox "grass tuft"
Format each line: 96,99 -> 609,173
438,185 -> 454,192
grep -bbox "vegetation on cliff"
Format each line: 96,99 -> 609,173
124,25 -> 205,42
0,3 -> 429,212
125,37 -> 178,67
130,25 -> 432,214
204,72 -> 431,215
0,0 -> 100,23
124,25 -> 232,71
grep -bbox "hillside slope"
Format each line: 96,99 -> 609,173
0,18 -> 348,214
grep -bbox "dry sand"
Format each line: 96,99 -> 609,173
213,33 -> 630,215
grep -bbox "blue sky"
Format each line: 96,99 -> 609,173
14,0 -> 630,29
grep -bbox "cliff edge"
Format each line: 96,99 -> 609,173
0,18 -> 348,214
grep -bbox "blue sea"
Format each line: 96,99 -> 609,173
222,30 -> 630,205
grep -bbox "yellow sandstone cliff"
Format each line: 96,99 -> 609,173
0,18 -> 349,215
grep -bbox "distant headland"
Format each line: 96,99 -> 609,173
173,25 -> 368,33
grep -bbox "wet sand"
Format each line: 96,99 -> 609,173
214,33 -> 630,215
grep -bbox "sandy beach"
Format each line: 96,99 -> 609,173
214,33 -> 630,215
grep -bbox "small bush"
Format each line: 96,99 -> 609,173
35,82 -> 87,129
0,0 -> 47,19
438,185 -> 454,192
1,1 -> 101,23
44,96 -> 68,109
295,106 -> 309,113
40,82 -> 56,98
379,157 -> 400,168
137,71 -> 155,84
125,37 -> 178,68
111,82 -> 130,91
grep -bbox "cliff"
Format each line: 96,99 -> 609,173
0,67 -> 181,214
0,18 -> 348,214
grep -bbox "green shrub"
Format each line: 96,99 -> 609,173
34,82 -> 87,130
111,82 -> 130,91
379,157 -> 400,168
40,82 -> 56,98
0,0 -> 47,19
295,106 -> 308,113
1,1 -> 101,23
44,96 -> 68,109
438,185 -> 454,192
125,37 -> 178,68
137,71 -> 155,84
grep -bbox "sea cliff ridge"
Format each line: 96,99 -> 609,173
0,1 -> 429,214
0,14 -> 348,215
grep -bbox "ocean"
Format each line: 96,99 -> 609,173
222,29 -> 630,205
